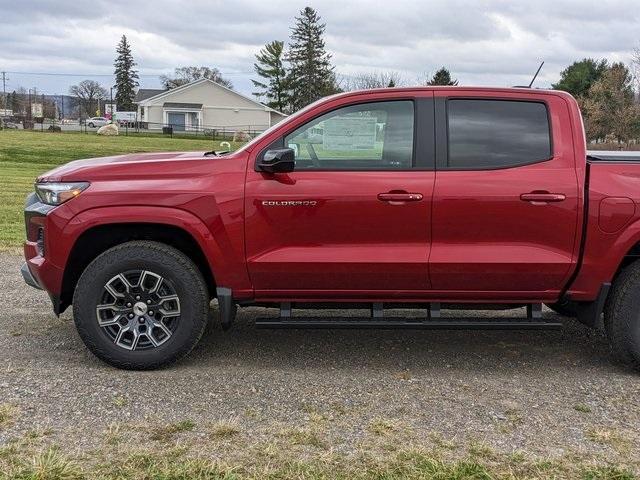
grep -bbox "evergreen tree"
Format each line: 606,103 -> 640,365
252,40 -> 290,112
427,67 -> 458,86
113,35 -> 139,111
552,58 -> 608,99
286,7 -> 339,111
10,90 -> 20,114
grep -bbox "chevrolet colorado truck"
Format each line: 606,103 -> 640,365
21,87 -> 640,370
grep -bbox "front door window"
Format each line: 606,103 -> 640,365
284,101 -> 414,170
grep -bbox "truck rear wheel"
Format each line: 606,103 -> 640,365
603,260 -> 640,371
72,241 -> 209,370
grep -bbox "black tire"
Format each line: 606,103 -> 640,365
603,261 -> 640,370
88,123 -> 94,128
545,299 -> 578,317
72,241 -> 210,370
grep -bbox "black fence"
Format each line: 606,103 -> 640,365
130,121 -> 269,140
1,117 -> 270,142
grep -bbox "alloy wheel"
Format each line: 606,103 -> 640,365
96,270 -> 181,351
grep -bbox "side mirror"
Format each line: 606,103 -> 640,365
257,148 -> 295,173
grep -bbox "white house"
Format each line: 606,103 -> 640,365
134,78 -> 286,133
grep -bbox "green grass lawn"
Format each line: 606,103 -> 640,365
0,130 -> 243,250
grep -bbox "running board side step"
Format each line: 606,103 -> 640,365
255,302 -> 561,330
255,317 -> 562,330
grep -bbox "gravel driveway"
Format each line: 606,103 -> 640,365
1,252 -> 639,474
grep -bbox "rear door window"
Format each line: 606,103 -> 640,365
447,99 -> 551,169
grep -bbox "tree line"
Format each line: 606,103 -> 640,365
553,58 -> 640,143
3,89 -> 57,118
62,35 -> 139,117
20,3 -> 640,143
251,7 -> 457,113
60,6 -> 458,118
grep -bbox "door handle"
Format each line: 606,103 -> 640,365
378,192 -> 423,203
520,192 -> 566,204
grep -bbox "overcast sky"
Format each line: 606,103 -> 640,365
1,0 -> 639,97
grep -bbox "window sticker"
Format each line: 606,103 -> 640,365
323,117 -> 377,150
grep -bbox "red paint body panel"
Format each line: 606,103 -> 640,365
31,152 -> 253,298
429,91 -> 581,295
21,86 -> 640,307
244,171 -> 434,293
598,197 -> 635,233
567,164 -> 640,300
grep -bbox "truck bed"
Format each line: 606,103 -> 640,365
587,150 -> 640,162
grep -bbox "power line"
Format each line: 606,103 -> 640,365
6,71 -> 152,77
4,70 -> 254,77
2,68 -> 368,84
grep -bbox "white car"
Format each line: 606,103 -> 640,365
86,117 -> 109,128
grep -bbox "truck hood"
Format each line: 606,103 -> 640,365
37,151 -> 234,182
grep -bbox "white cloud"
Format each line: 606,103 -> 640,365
1,0 -> 639,95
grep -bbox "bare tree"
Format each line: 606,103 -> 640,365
342,71 -> 405,91
582,63 -> 638,143
69,80 -> 108,117
160,67 -> 233,90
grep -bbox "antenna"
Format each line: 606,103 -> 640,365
528,61 -> 544,88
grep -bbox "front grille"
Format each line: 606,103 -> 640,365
36,227 -> 45,257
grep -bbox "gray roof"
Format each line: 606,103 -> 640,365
163,102 -> 203,109
134,88 -> 166,103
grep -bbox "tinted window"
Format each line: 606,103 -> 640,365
447,100 -> 551,169
284,101 -> 414,170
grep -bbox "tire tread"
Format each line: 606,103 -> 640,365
604,261 -> 640,370
72,241 -> 209,370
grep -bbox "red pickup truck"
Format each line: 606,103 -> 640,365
22,87 -> 640,370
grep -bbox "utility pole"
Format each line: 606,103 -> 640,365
33,87 -> 38,122
1,72 -> 7,111
27,88 -> 32,129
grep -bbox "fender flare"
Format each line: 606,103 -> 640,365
603,217 -> 640,280
60,205 -> 233,287
571,217 -> 640,300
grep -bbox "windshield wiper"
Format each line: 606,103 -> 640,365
204,150 -> 230,157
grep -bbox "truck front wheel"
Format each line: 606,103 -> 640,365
72,241 -> 210,370
604,261 -> 640,371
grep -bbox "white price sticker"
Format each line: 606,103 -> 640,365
323,117 -> 376,150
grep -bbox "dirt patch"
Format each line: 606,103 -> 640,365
1,253 -> 639,477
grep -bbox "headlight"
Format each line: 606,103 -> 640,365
35,182 -> 90,206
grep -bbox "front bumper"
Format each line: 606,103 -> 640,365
23,192 -> 67,314
21,262 -> 42,290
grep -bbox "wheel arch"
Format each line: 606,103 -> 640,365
615,241 -> 640,274
570,218 -> 640,301
606,220 -> 640,286
60,221 -> 217,312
